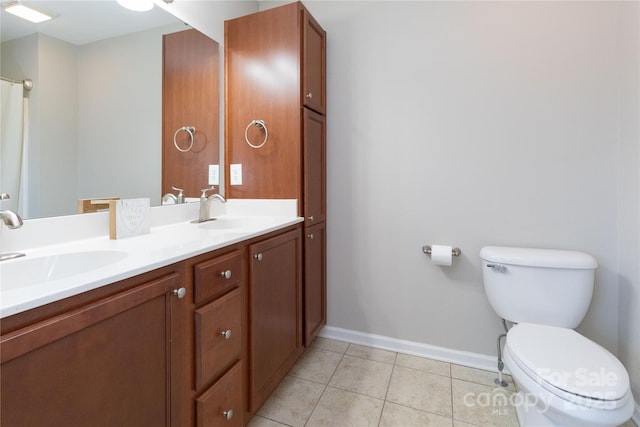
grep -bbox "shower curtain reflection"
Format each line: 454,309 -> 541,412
0,79 -> 28,216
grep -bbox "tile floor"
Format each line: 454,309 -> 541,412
247,337 -> 638,427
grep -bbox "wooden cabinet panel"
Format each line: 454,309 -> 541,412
225,3 -> 302,201
194,250 -> 242,304
162,29 -> 219,198
304,222 -> 327,345
302,9 -> 326,114
195,288 -> 242,389
303,108 -> 326,225
248,228 -> 303,411
0,273 -> 181,427
196,361 -> 243,427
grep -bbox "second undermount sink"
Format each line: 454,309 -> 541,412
1,250 -> 129,290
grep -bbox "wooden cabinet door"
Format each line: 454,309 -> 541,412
0,273 -> 182,427
302,8 -> 326,114
248,228 -> 303,411
303,108 -> 326,226
304,221 -> 327,345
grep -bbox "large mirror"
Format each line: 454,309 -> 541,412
0,1 -> 218,219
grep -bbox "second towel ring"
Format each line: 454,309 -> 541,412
174,126 -> 196,152
245,120 -> 269,149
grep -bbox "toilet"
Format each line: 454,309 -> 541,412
479,246 -> 634,427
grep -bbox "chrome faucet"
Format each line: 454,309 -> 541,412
196,186 -> 226,223
162,186 -> 185,204
1,193 -> 25,261
0,194 -> 23,229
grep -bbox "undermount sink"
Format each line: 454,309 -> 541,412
1,250 -> 129,290
197,216 -> 285,231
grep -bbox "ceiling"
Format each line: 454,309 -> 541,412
1,0 -> 182,45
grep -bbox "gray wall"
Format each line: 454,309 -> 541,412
77,23 -> 184,204
616,0 -> 640,413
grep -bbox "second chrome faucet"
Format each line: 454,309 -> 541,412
195,186 -> 226,223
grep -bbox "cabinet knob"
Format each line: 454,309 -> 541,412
222,409 -> 233,420
307,233 -> 314,240
173,287 -> 187,299
254,253 -> 263,261
221,329 -> 232,339
307,216 -> 314,222
306,92 -> 313,99
220,269 -> 232,280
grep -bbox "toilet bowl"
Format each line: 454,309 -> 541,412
479,246 -> 635,427
503,323 -> 634,427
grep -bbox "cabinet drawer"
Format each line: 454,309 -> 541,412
196,362 -> 243,427
194,250 -> 242,304
195,288 -> 242,389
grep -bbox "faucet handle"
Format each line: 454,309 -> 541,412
0,193 -> 10,201
200,186 -> 216,198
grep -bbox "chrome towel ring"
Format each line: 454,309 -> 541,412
173,126 -> 196,152
245,120 -> 268,149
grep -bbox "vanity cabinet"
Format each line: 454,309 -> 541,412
0,265 -> 186,427
225,1 -> 327,347
0,224 -> 303,427
248,228 -> 303,412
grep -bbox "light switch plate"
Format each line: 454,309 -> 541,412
208,165 -> 219,185
230,164 -> 242,185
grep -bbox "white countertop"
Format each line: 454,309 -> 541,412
0,200 -> 301,318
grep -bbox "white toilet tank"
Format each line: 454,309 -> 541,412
480,246 -> 598,328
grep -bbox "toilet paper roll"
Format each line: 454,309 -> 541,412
431,244 -> 453,266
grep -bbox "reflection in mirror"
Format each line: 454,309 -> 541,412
0,1 -> 219,219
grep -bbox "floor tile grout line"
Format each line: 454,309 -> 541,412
302,350 -> 346,427
265,338 -> 521,427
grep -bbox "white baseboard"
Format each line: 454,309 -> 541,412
318,325 -> 509,374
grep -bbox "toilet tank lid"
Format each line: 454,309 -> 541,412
479,246 -> 598,269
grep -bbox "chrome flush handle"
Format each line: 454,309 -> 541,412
486,264 -> 507,273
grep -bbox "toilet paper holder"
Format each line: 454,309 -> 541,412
422,245 -> 462,257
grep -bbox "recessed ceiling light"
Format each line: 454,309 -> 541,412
2,1 -> 53,23
117,0 -> 154,12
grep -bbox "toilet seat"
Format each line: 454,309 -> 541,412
506,323 -> 630,410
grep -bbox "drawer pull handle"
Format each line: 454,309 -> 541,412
223,409 -> 233,420
307,215 -> 314,222
307,233 -> 314,239
173,287 -> 187,299
220,269 -> 232,279
306,92 -> 313,99
221,329 -> 232,340
254,253 -> 263,261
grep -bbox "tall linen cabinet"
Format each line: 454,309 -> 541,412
224,0 -> 327,403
